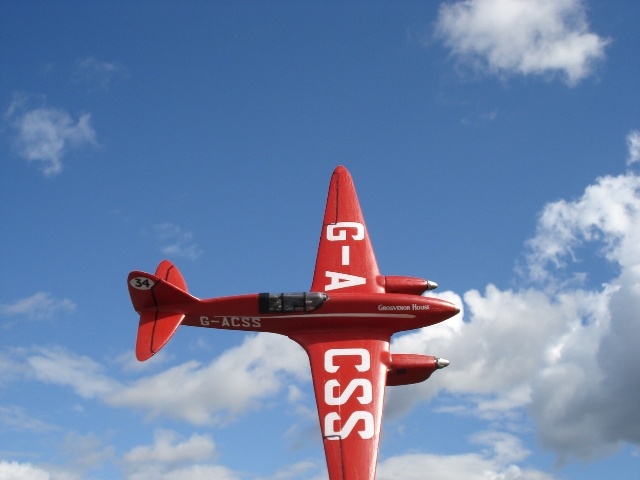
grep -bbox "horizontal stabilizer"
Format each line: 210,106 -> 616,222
136,311 -> 184,361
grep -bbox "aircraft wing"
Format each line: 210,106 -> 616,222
291,332 -> 390,480
311,166 -> 384,293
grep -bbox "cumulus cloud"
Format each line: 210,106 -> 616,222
378,431 -> 556,480
525,173 -> 640,283
26,346 -> 120,399
123,430 -> 240,480
109,333 -> 308,425
255,460 -> 322,480
388,132 -> 640,461
0,461 -> 50,480
627,130 -> 640,165
5,95 -> 97,176
6,333 -> 306,431
0,292 -> 76,321
125,430 -> 216,466
153,223 -> 203,260
434,0 -> 609,85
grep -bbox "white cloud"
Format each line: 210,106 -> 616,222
627,130 -> 640,165
388,285 -> 608,420
58,431 -> 116,475
0,405 -> 56,433
388,155 -> 640,460
525,172 -> 640,282
0,461 -> 50,480
434,0 -> 609,85
5,96 -> 97,176
255,460 -> 322,480
378,431 -> 556,480
123,430 -> 240,480
8,334 -> 306,430
124,429 -> 216,466
157,465 -> 241,480
26,347 -> 120,399
0,292 -> 76,321
0,349 -> 29,386
153,223 -> 203,260
109,333 -> 308,425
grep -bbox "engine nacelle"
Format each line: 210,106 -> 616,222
387,354 -> 449,386
383,275 -> 438,295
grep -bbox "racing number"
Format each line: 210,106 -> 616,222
130,277 -> 155,290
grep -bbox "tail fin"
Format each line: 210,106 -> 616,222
127,260 -> 196,361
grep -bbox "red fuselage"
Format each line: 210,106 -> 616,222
179,292 -> 458,337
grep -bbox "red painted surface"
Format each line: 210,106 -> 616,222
128,166 -> 459,479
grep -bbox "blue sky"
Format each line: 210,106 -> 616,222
1,1 -> 639,478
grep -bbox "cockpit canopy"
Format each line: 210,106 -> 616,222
259,292 -> 328,313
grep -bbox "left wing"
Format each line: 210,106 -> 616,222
311,166 -> 383,293
291,332 -> 390,480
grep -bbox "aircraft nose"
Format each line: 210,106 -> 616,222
428,298 -> 460,322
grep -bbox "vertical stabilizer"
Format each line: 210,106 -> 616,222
128,260 -> 194,361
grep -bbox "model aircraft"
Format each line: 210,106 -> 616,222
127,166 -> 459,480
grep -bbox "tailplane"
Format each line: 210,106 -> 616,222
127,260 -> 196,361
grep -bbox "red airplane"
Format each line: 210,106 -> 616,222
128,166 -> 459,480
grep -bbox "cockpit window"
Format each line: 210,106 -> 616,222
259,292 -> 328,313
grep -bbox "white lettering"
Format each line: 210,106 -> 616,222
412,304 -> 430,310
325,271 -> 366,291
342,245 -> 350,265
324,411 -> 374,440
325,378 -> 372,406
378,304 -> 410,311
326,222 -> 365,241
325,348 -> 370,373
200,316 -> 261,328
